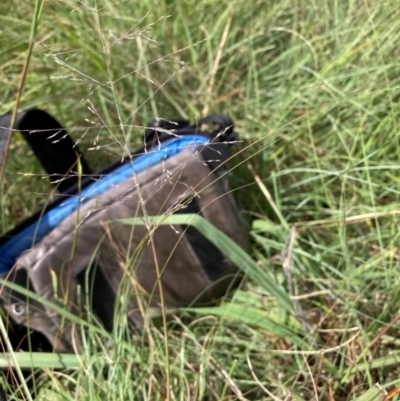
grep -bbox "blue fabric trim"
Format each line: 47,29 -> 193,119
0,135 -> 209,274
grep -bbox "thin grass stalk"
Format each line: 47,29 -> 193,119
0,316 -> 34,401
0,0 -> 46,182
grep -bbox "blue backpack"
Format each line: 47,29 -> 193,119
0,109 -> 248,352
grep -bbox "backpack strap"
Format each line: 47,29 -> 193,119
197,114 -> 236,143
0,109 -> 92,193
142,114 -> 236,171
144,114 -> 236,146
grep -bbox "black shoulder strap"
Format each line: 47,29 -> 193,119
0,109 -> 92,193
143,114 -> 236,146
197,114 -> 236,144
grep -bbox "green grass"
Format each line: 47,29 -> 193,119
2,0 -> 400,400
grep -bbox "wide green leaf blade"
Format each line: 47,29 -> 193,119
0,352 -> 82,369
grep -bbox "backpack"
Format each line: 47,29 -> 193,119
0,109 -> 248,352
